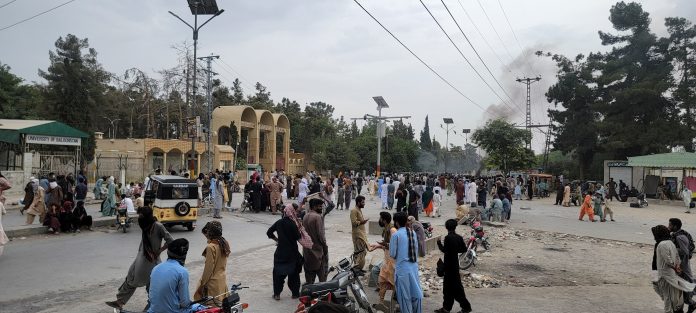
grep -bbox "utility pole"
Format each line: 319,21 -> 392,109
350,96 -> 410,177
516,76 -> 541,149
441,118 -> 455,173
199,54 -> 219,172
542,116 -> 552,172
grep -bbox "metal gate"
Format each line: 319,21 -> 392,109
33,152 -> 78,177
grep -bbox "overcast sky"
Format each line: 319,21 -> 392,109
1,0 -> 695,152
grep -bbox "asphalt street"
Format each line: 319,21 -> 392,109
0,191 -> 691,312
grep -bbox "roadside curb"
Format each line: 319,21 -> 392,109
5,217 -> 116,238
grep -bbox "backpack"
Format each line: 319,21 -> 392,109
674,229 -> 695,259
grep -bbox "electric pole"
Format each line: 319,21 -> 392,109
516,76 -> 541,149
199,54 -> 219,172
441,118 -> 455,173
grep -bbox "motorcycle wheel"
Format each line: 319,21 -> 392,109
459,249 -> 475,270
349,280 -> 373,313
482,239 -> 491,251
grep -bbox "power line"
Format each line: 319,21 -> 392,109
438,0 -> 525,114
496,0 -> 534,71
216,58 -> 255,86
418,0 -> 523,116
456,0 -> 515,75
474,0 -> 516,65
212,59 -> 253,90
0,0 -> 18,9
352,0 -> 487,112
0,0 -> 77,32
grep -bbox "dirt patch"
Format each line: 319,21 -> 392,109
420,226 -> 653,297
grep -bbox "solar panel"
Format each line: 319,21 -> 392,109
443,118 -> 454,124
188,0 -> 220,15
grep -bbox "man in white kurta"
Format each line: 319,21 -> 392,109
654,229 -> 696,313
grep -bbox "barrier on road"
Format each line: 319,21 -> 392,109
5,217 -> 115,238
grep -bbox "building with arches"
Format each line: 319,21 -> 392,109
90,105 -> 290,184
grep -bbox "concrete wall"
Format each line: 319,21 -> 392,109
1,170 -> 26,201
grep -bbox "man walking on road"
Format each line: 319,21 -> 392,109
669,218 -> 696,313
435,219 -> 472,313
607,178 -> 620,201
303,199 -> 328,284
106,206 -> 173,311
350,195 -> 369,274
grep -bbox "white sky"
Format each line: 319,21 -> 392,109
1,0 -> 695,152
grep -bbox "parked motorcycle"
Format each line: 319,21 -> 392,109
116,208 -> 132,233
295,251 -> 373,313
421,221 -> 434,238
459,217 -> 491,270
118,283 -> 248,313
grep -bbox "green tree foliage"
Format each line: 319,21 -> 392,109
0,63 -> 42,119
596,2 -> 677,157
419,115 -> 432,151
542,2 -> 696,178
665,17 -> 696,151
38,34 -> 110,131
472,119 -> 535,173
544,52 -> 602,179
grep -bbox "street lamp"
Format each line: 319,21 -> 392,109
169,0 -> 224,175
350,97 -> 410,178
441,118 -> 455,173
103,116 -> 121,139
462,128 -> 471,144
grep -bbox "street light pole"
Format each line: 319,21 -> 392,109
169,1 -> 224,175
441,118 -> 455,173
351,96 -> 410,178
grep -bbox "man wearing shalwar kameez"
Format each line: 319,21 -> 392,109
381,180 -> 390,210
390,212 -> 423,313
652,225 -> 696,313
106,207 -> 173,311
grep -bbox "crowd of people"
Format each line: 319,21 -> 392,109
19,171 -> 93,234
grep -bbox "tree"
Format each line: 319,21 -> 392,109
0,63 -> 42,119
472,119 -> 535,173
596,2 -> 678,157
38,34 -> 110,132
231,78 -> 245,104
419,115 -> 433,151
544,52 -> 602,179
247,82 -> 273,110
665,17 -> 696,151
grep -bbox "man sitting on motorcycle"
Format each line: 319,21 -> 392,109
148,238 -> 207,313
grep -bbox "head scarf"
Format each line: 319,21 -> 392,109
405,216 -> 418,263
283,203 -> 303,229
202,221 -> 230,257
108,176 -> 115,184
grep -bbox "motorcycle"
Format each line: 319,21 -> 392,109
459,217 -> 491,270
118,283 -> 248,313
295,251 -> 373,313
116,208 -> 132,233
421,221 -> 434,238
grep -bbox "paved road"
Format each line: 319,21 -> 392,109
0,191 -> 681,312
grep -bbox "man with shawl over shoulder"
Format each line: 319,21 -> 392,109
303,198 -> 328,284
106,206 -> 173,311
390,212 -> 423,313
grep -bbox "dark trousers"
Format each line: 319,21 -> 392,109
555,192 -> 563,205
273,271 -> 300,297
408,205 -> 418,221
74,215 -> 92,228
304,268 -> 327,285
443,274 -> 471,312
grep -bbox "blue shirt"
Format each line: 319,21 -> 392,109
210,177 -> 217,199
148,259 -> 204,313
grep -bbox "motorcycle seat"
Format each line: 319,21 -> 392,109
421,222 -> 431,228
300,280 -> 340,297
